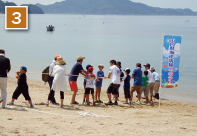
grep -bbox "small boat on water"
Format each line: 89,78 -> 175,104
46,25 -> 55,31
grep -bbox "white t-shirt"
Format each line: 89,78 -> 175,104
109,65 -> 120,84
49,60 -> 56,77
147,69 -> 155,83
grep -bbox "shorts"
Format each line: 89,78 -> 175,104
85,88 -> 94,94
95,86 -> 101,92
12,86 -> 31,100
154,81 -> 160,94
148,82 -> 155,95
130,85 -> 142,95
107,83 -> 120,95
140,86 -> 149,97
69,81 -> 78,91
124,88 -> 131,98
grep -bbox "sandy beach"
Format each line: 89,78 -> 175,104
0,77 -> 197,136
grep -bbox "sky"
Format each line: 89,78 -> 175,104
4,0 -> 197,12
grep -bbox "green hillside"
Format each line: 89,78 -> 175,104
36,0 -> 197,15
0,0 -> 44,14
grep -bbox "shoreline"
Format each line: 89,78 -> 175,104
0,77 -> 197,135
7,74 -> 197,105
6,77 -> 197,106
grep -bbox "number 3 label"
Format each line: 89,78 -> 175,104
12,12 -> 21,24
5,6 -> 28,30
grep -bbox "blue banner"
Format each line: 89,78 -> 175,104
161,35 -> 182,88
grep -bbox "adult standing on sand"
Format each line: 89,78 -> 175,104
0,49 -> 11,108
46,57 -> 68,108
130,63 -> 142,104
144,63 -> 155,102
69,56 -> 87,105
48,55 -> 61,105
105,60 -> 120,105
150,66 -> 160,99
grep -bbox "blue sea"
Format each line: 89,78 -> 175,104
0,14 -> 197,103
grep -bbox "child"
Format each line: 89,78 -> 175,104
95,64 -> 105,103
140,70 -> 149,103
7,66 -> 33,108
83,64 -> 92,104
85,67 -> 97,106
122,68 -> 131,104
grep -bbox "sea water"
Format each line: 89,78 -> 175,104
0,14 -> 197,103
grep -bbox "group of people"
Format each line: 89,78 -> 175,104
0,49 -> 160,108
45,55 -> 161,107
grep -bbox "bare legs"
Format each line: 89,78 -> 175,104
71,90 -> 78,104
114,94 -> 118,101
130,92 -> 141,101
150,95 -> 153,102
91,94 -> 94,103
95,91 -> 101,101
107,93 -> 111,102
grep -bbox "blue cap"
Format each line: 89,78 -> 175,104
86,64 -> 93,70
124,68 -> 130,73
21,66 -> 27,71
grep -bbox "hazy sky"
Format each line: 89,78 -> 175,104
4,0 -> 197,12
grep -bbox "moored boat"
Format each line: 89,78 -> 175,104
46,25 -> 55,31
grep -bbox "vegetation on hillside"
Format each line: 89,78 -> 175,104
36,0 -> 197,15
0,0 -> 44,14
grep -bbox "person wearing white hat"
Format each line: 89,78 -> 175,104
46,57 -> 68,108
143,63 -> 155,102
150,66 -> 160,99
69,56 -> 87,105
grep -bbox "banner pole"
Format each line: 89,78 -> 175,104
159,34 -> 164,112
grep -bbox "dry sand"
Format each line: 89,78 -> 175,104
0,77 -> 197,136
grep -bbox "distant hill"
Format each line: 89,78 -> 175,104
21,4 -> 44,14
36,0 -> 197,16
0,0 -> 44,14
0,0 -> 16,13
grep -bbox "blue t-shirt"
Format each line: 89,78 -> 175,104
132,68 -> 142,86
95,71 -> 104,87
124,75 -> 131,89
69,62 -> 83,81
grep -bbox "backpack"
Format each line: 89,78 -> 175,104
42,66 -> 49,83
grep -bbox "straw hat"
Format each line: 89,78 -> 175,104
150,66 -> 155,71
98,64 -> 104,68
76,56 -> 85,61
56,57 -> 66,65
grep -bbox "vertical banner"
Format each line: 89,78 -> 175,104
161,35 -> 182,88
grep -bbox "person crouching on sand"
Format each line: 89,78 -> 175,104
45,57 -> 68,108
7,66 -> 34,108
